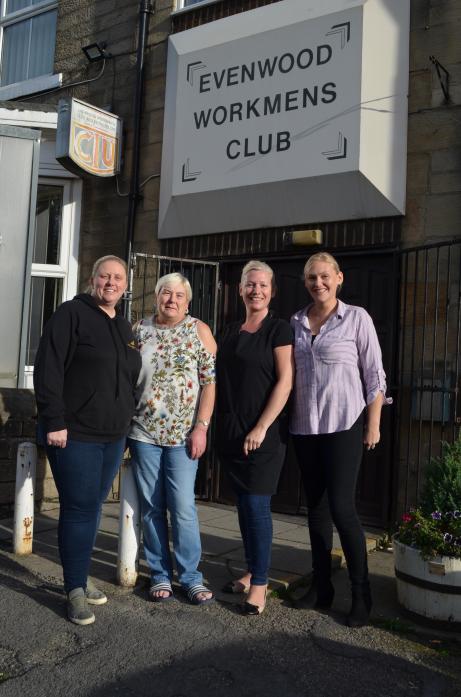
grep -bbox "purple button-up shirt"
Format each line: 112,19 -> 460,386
290,300 -> 392,435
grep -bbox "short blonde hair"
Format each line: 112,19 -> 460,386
303,252 -> 341,278
87,255 -> 127,292
155,272 -> 192,302
240,259 -> 274,286
91,255 -> 127,278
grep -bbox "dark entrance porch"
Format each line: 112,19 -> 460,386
212,251 -> 398,529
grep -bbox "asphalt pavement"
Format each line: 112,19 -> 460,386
0,500 -> 460,697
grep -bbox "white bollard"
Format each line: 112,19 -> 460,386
13,442 -> 37,556
117,457 -> 141,587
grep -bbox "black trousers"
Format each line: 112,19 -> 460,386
292,413 -> 368,588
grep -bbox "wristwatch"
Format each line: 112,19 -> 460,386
197,419 -> 209,428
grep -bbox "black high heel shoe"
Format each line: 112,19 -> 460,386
222,580 -> 250,594
242,587 -> 267,616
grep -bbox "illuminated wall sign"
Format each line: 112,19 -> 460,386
56,98 -> 122,177
159,0 -> 410,239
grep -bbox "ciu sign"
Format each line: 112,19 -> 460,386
56,98 -> 122,177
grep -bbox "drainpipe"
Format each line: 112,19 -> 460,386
123,0 -> 154,319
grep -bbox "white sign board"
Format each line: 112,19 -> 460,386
159,0 -> 410,238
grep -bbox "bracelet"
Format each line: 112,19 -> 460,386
196,419 -> 209,428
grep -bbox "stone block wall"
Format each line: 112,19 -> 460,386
47,0 -> 176,287
406,0 -> 461,247
0,389 -> 56,516
41,0 -> 461,277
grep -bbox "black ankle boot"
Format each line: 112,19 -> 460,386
315,580 -> 335,610
302,578 -> 334,610
347,584 -> 372,628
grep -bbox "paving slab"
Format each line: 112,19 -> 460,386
199,525 -> 247,556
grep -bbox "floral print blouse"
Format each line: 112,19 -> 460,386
128,316 -> 216,446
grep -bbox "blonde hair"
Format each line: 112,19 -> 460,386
87,255 -> 127,292
303,252 -> 341,277
303,252 -> 342,294
155,272 -> 192,302
240,259 -> 274,287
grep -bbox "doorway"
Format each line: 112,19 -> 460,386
213,251 -> 398,528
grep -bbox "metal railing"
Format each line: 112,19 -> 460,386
394,239 -> 461,514
111,252 -> 220,501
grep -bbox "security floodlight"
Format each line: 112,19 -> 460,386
82,42 -> 111,63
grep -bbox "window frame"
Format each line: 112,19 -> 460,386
23,175 -> 81,386
174,0 -> 222,14
0,0 -> 60,99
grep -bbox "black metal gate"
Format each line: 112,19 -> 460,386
128,253 -> 219,334
392,238 -> 461,519
115,242 -> 460,527
209,240 -> 461,528
111,253 -> 220,500
211,251 -> 398,528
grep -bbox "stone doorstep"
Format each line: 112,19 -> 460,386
269,537 -> 378,594
331,536 -> 378,567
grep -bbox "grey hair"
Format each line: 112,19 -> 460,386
155,272 -> 192,302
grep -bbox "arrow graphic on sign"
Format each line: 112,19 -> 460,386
186,60 -> 207,86
322,132 -> 348,160
182,158 -> 201,182
326,22 -> 351,49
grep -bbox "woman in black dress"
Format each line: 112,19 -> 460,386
216,260 -> 293,614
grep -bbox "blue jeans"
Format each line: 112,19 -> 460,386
236,493 -> 273,586
46,438 -> 126,593
128,439 -> 203,588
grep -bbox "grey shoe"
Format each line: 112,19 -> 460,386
85,578 -> 108,605
67,587 -> 95,625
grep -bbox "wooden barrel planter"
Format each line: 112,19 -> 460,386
393,538 -> 461,625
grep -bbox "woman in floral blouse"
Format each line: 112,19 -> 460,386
128,273 -> 216,604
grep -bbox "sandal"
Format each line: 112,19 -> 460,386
148,582 -> 174,603
221,580 -> 250,594
183,584 -> 214,606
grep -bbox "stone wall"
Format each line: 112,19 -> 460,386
0,389 -> 55,516
406,0 -> 461,247
48,0 -> 176,286
42,0 -> 461,275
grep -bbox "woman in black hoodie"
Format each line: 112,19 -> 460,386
34,255 -> 141,626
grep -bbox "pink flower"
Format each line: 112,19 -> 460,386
402,513 -> 412,523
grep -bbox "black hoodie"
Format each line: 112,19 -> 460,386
34,293 -> 141,442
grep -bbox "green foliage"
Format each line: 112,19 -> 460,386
420,433 -> 461,514
372,617 -> 413,634
376,530 -> 394,551
396,431 -> 461,560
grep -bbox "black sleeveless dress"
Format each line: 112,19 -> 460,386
216,314 -> 293,495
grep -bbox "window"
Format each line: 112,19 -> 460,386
23,178 -> 80,386
176,0 -> 218,10
0,0 -> 58,95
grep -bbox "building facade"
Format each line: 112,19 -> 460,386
0,0 -> 460,526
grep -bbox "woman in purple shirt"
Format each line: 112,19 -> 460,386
290,252 -> 391,627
